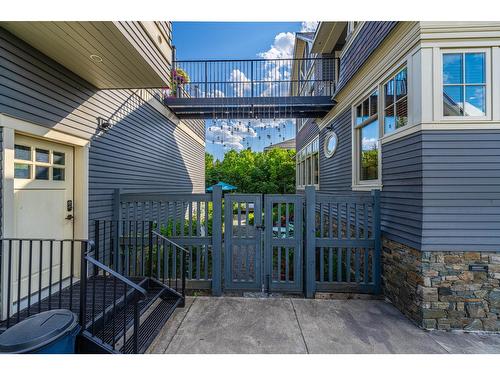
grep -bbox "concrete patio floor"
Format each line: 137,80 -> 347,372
147,296 -> 500,354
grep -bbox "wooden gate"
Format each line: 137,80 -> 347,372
224,194 -> 263,291
264,194 -> 303,293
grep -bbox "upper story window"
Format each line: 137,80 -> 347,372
296,137 -> 319,189
442,51 -> 487,117
346,22 -> 360,39
354,90 -> 380,183
383,67 -> 408,134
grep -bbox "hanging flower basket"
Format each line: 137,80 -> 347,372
172,68 -> 190,85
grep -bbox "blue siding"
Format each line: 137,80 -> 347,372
381,133 -> 423,249
296,119 -> 319,151
0,27 -> 204,224
318,108 -> 353,193
336,22 -> 398,93
421,130 -> 500,251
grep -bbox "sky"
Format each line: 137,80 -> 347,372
173,22 -> 318,160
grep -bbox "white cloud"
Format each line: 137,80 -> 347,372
362,137 -> 378,150
258,32 -> 295,60
207,89 -> 225,98
301,21 -> 319,32
229,69 -> 251,96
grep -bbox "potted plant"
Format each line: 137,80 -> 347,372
169,68 -> 190,97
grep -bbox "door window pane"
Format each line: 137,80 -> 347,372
443,53 -> 463,84
35,148 -> 50,163
465,85 -> 486,116
14,163 -> 31,179
465,53 -> 485,84
35,166 -> 49,180
360,120 -> 379,181
53,167 -> 65,181
14,144 -> 31,161
53,151 -> 66,165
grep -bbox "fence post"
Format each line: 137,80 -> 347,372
211,185 -> 223,296
304,185 -> 316,298
113,188 -> 122,272
372,189 -> 381,294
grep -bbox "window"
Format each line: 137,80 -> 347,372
13,144 -> 66,181
297,137 -> 319,188
324,131 -> 338,158
442,51 -> 486,117
383,67 -> 408,134
354,90 -> 380,184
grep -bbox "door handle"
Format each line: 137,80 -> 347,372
65,214 -> 74,220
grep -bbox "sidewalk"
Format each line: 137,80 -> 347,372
148,296 -> 500,354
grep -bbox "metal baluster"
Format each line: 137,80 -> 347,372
112,276 -> 117,350
6,240 -> 12,327
69,241 -> 74,311
38,240 -> 42,313
59,240 -> 64,308
133,302 -> 139,354
48,240 -> 53,310
16,240 -> 23,322
27,240 -> 33,316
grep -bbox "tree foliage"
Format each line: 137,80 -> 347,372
206,149 -> 296,194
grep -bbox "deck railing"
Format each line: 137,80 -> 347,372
171,57 -> 337,99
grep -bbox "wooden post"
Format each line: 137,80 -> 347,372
372,189 -> 382,294
212,185 -> 223,296
305,186 -> 316,298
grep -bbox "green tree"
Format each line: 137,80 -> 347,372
205,148 -> 296,194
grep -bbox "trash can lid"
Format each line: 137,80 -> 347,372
0,309 -> 78,353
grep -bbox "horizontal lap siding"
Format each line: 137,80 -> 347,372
336,22 -> 398,93
0,127 -> 3,237
296,119 -> 319,151
0,27 -> 204,224
381,132 -> 423,249
421,130 -> 500,251
319,108 -> 355,194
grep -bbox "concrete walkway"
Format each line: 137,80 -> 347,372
148,296 -> 500,354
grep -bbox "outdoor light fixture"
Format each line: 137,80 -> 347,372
90,54 -> 103,63
97,117 -> 111,131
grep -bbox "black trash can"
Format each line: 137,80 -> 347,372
0,309 -> 80,354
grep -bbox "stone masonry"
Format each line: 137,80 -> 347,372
382,237 -> 500,332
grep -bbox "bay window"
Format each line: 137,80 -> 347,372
442,51 -> 487,117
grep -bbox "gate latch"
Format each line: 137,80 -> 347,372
255,224 -> 265,230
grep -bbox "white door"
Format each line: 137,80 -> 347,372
11,134 -> 75,306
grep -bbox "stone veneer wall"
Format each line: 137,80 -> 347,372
383,238 -> 500,332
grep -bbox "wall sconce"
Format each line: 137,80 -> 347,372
97,117 -> 111,132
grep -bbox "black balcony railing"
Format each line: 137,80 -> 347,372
164,57 -> 337,119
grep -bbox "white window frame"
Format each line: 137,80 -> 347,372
381,66 -> 409,137
352,87 -> 382,191
296,136 -> 319,190
437,48 -> 492,121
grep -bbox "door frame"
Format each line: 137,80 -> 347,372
0,114 -> 90,320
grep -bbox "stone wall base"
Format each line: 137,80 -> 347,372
382,238 -> 500,332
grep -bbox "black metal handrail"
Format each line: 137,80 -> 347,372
80,243 -> 146,354
152,230 -> 189,254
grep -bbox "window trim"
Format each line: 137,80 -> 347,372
437,48 -> 491,121
381,66 -> 409,136
352,87 -> 382,190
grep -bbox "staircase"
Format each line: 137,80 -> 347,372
0,225 -> 188,354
